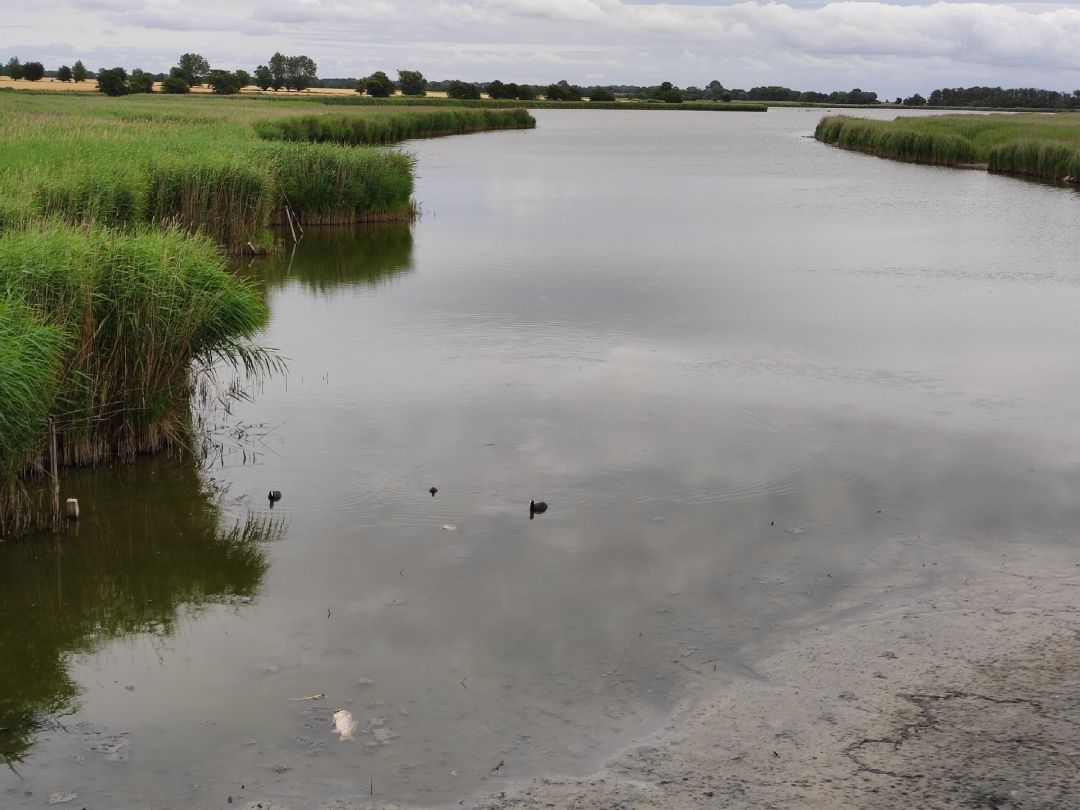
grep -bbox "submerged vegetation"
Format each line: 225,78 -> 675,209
815,113 -> 1080,183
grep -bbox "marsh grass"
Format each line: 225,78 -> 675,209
0,223 -> 275,533
253,107 -> 535,145
0,299 -> 65,534
0,93 -> 480,251
260,142 -> 416,225
815,113 -> 1080,182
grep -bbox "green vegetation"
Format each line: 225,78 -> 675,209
926,87 -> 1080,110
0,92 -> 438,250
0,91 -> 546,535
815,113 -> 1080,183
397,69 -> 427,97
0,223 -> 273,535
254,107 -> 535,146
254,51 -> 318,92
359,70 -> 395,98
171,52 -> 210,87
0,299 -> 64,535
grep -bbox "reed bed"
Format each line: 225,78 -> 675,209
0,223 -> 273,534
0,93 -> 488,251
261,142 -> 415,225
253,107 -> 535,145
815,113 -> 1080,182
0,299 -> 65,534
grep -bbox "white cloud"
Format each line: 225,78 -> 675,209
4,0 -> 1080,95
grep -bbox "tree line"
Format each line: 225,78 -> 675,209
7,54 -> 1080,110
93,52 -> 318,96
4,57 -> 88,83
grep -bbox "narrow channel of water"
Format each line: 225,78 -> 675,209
3,108 -> 1080,808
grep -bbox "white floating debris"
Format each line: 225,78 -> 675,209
441,524 -> 457,531
332,709 -> 359,741
48,793 -> 77,805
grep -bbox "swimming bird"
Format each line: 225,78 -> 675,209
429,487 -> 438,497
529,500 -> 548,519
268,490 -> 282,507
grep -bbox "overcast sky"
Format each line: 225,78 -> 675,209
4,0 -> 1080,98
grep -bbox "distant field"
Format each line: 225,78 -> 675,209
815,112 -> 1080,184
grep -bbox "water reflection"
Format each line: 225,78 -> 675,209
244,224 -> 414,294
0,456 -> 281,766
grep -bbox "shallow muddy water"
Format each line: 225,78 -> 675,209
4,108 -> 1080,808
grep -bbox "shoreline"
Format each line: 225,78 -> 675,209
459,548 -> 1080,809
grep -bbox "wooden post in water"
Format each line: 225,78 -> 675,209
65,499 -> 79,520
48,416 -> 60,521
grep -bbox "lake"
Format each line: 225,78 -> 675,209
3,107 -> 1080,808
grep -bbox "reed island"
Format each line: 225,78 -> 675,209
815,113 -> 1080,184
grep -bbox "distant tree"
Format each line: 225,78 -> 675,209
361,70 -> 394,97
22,61 -> 45,81
903,93 -> 927,106
588,88 -> 615,102
397,69 -> 426,96
161,75 -> 190,94
703,79 -> 726,100
829,87 -> 878,105
206,69 -> 243,94
545,80 -> 582,101
253,65 -> 272,91
234,69 -> 251,88
515,84 -> 536,101
648,81 -> 682,103
447,80 -> 480,100
56,64 -> 73,82
72,60 -> 88,82
486,79 -> 510,99
268,52 -> 287,91
682,86 -> 704,101
129,68 -> 154,93
171,53 -> 209,87
6,57 -> 23,80
96,67 -> 130,96
284,55 -> 317,91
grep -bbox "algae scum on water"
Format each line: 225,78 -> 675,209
0,92 -> 536,535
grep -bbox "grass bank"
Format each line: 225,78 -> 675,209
0,223 -> 273,536
0,93 -> 534,252
254,106 -> 535,145
815,113 -> 1080,183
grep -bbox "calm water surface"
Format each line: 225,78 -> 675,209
4,109 -> 1080,808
